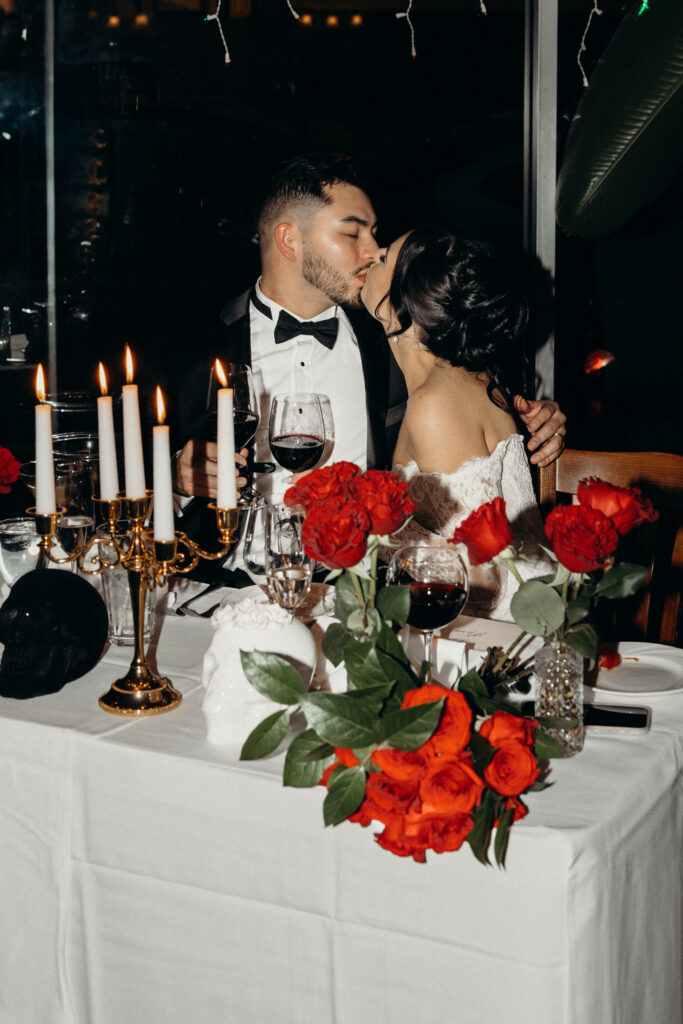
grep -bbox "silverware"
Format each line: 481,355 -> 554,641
174,580 -> 226,616
179,600 -> 224,619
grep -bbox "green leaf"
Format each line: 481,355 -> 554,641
240,650 -> 307,705
468,730 -> 495,776
344,642 -> 392,689
566,593 -> 591,625
510,580 -> 566,637
377,584 -> 411,627
334,572 -> 363,627
593,562 -> 648,600
240,709 -> 290,761
322,622 -> 352,667
283,729 -> 335,788
494,804 -> 514,868
458,668 -> 489,701
376,699 -> 444,751
299,691 -> 378,747
323,765 -> 367,825
376,621 -> 408,660
466,789 -> 496,866
343,683 -> 393,713
346,609 -> 366,633
375,649 -> 418,697
534,728 -> 568,759
564,623 -> 598,666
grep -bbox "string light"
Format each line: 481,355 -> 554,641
396,1 -> 417,58
638,1 -> 650,14
577,1 -> 603,87
206,0 -> 299,64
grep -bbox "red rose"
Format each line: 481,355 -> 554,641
370,747 -> 427,781
349,772 -> 419,827
375,816 -> 432,862
484,742 -> 540,797
448,497 -> 513,565
479,710 -> 538,749
418,755 -> 484,816
301,497 -> 370,569
577,476 -> 658,536
401,684 -> 472,758
0,446 -> 20,494
428,812 -> 474,854
284,461 -> 361,511
494,796 -> 528,825
351,470 -> 416,536
545,504 -> 619,574
334,747 -> 360,768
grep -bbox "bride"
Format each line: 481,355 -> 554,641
360,224 -> 549,620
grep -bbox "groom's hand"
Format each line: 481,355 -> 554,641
513,396 -> 567,468
173,439 -> 248,498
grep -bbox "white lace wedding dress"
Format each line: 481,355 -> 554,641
395,434 -> 548,622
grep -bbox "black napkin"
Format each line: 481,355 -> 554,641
0,568 -> 109,699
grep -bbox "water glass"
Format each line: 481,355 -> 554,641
96,521 -> 155,645
0,517 -> 41,587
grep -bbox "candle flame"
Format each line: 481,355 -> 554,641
156,386 -> 166,425
35,364 -> 46,402
125,346 -> 134,383
215,358 -> 227,388
98,362 -> 108,395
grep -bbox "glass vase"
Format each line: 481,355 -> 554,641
534,640 -> 585,756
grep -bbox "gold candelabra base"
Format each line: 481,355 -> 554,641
30,493 -> 243,716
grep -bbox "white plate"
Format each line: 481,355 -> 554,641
592,642 -> 683,696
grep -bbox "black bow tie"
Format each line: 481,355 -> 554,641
274,309 -> 339,350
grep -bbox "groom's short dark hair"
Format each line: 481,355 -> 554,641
258,153 -> 366,236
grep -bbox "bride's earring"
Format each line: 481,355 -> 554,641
388,334 -> 399,344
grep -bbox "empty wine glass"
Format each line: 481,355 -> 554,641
0,517 -> 41,588
268,393 -> 325,473
265,504 -> 312,616
242,497 -> 269,591
387,543 -> 469,682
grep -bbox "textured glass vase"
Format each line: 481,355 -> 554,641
534,640 -> 585,756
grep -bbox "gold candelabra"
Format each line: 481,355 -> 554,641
29,495 -> 240,716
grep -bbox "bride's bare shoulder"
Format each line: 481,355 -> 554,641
403,382 -> 490,473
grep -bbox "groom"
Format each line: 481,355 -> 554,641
173,153 -> 566,512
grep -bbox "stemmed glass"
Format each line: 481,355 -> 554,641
207,361 -> 260,449
265,504 -> 312,615
387,543 -> 469,682
268,393 -> 325,473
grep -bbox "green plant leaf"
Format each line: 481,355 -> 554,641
240,709 -> 290,761
343,683 -> 393,713
334,572 -> 363,627
376,621 -> 408,659
283,729 -> 336,788
375,649 -> 418,696
239,650 -> 307,704
593,562 -> 648,600
509,580 -> 566,637
376,699 -> 444,751
468,730 -> 495,776
534,728 -> 568,759
323,765 -> 367,825
564,623 -> 598,666
458,668 -> 489,700
344,642 -> 392,689
566,593 -> 591,625
377,584 -> 411,627
467,789 -> 496,866
494,804 -> 514,868
322,622 -> 352,667
299,691 -> 378,747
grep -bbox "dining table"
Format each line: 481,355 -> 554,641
0,590 -> 682,1024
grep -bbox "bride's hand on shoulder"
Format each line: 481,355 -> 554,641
514,396 -> 566,467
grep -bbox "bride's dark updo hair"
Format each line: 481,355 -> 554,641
387,224 -> 528,408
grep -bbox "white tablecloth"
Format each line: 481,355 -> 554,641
0,610 -> 682,1024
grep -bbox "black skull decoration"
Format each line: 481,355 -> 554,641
0,569 -> 109,698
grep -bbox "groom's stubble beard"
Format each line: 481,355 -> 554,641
301,248 -> 365,308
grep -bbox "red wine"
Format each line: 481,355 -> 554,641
206,409 -> 259,448
270,434 -> 324,471
234,410 -> 259,448
405,582 -> 467,631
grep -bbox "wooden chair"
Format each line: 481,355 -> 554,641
537,450 -> 683,646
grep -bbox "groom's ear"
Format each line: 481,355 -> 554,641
273,222 -> 300,263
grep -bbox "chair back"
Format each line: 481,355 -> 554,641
537,450 -> 683,645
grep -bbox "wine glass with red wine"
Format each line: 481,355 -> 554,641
206,362 -> 260,449
387,543 -> 469,683
268,393 -> 325,473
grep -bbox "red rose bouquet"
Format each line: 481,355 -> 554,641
238,462 -> 565,867
450,476 -> 656,663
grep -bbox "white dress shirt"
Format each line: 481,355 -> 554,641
250,279 -> 367,502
